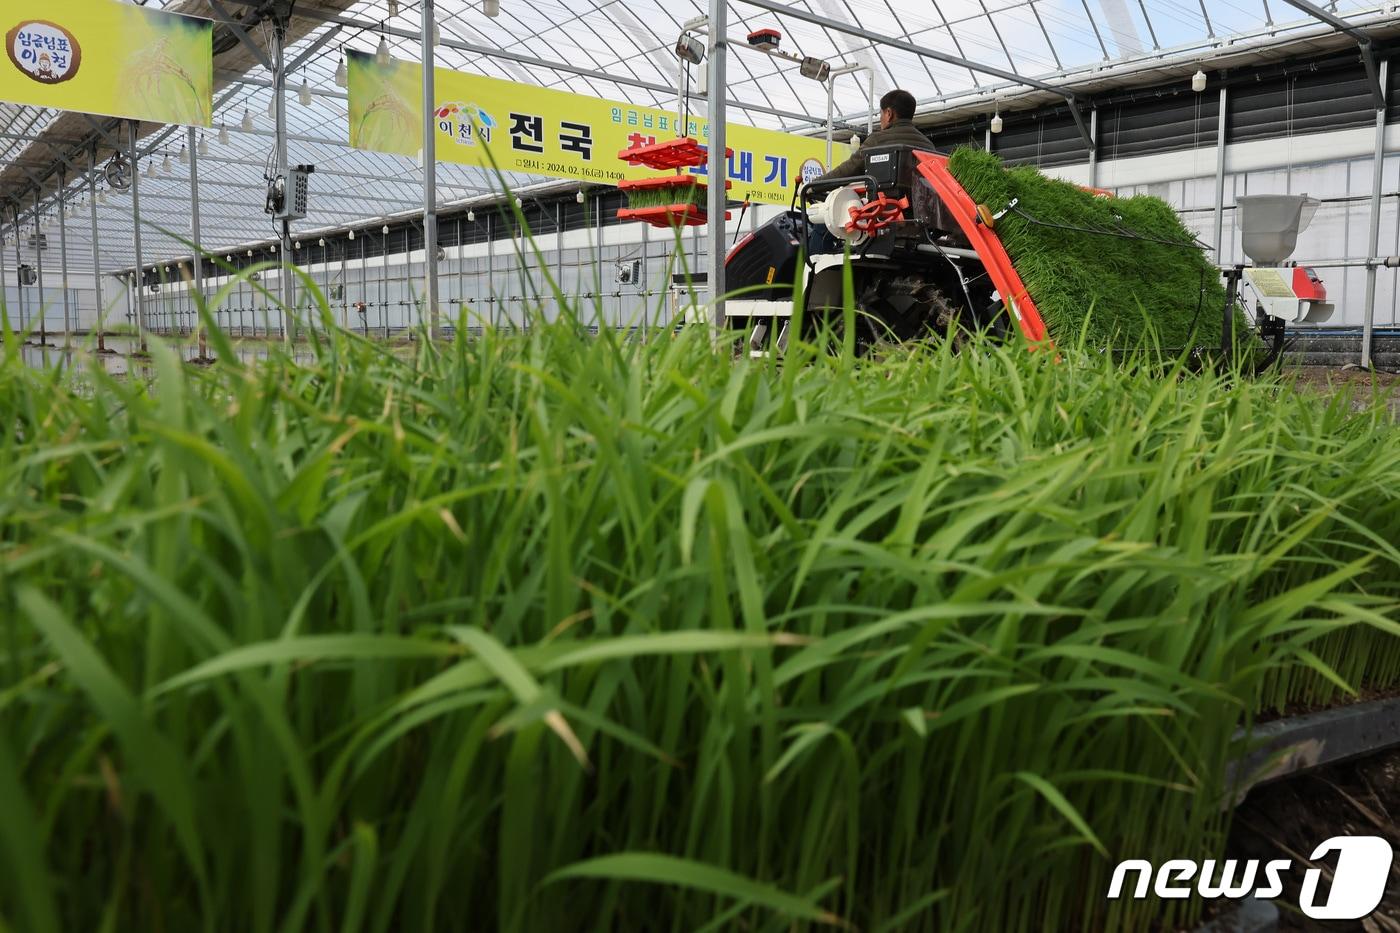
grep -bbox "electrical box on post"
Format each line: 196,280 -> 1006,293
616,259 -> 642,285
17,264 -> 35,286
268,164 -> 315,220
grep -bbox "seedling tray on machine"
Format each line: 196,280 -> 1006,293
616,175 -> 732,228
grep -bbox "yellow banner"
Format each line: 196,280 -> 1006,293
0,0 -> 212,127
347,51 -> 847,206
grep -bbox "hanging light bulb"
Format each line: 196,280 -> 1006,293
241,107 -> 254,132
198,134 -> 209,157
266,95 -> 276,119
178,142 -> 188,164
334,54 -> 347,88
388,0 -> 400,15
575,190 -> 584,204
467,209 -> 475,222
1192,69 -> 1207,93
348,228 -> 356,240
376,32 -> 391,66
218,122 -> 230,145
484,0 -> 500,17
990,111 -> 1003,134
294,240 -> 302,250
382,224 -> 390,234
99,189 -> 108,205
431,20 -> 441,46
163,152 -> 173,174
318,237 -> 326,247
298,77 -> 312,106
146,159 -> 157,179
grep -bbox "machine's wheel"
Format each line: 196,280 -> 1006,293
848,274 -> 966,354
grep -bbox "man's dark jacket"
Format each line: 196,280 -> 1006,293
816,118 -> 933,183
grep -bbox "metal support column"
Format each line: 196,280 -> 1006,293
1087,108 -> 1099,189
456,216 -> 465,325
272,15 -> 294,341
34,190 -> 48,347
56,167 -> 70,341
1212,86 -> 1228,265
705,0 -> 727,327
88,147 -> 107,352
422,0 -> 441,339
641,217 -> 650,334
129,120 -> 148,350
0,219 -> 7,337
189,125 -> 209,360
1361,60 -> 1388,369
14,210 -> 26,334
359,231 -> 368,336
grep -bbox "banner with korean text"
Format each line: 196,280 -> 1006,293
347,51 -> 847,206
0,0 -> 213,127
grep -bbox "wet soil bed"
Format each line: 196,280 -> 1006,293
1226,747 -> 1400,931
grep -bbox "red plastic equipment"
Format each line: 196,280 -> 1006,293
618,137 -> 732,171
844,194 -> 908,234
912,151 -> 1050,345
616,176 -> 732,228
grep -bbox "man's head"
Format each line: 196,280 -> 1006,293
879,89 -> 916,129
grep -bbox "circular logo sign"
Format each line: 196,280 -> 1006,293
799,158 -> 825,185
6,21 -> 81,85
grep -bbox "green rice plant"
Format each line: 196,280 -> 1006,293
621,179 -> 708,210
948,148 -> 1248,350
0,284 -> 1398,933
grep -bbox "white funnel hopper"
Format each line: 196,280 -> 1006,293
1236,194 -> 1319,265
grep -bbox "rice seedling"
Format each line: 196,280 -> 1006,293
948,148 -> 1246,350
1,284 -> 1398,933
620,178 -> 709,210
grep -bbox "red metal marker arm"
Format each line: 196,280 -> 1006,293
912,151 -> 1050,345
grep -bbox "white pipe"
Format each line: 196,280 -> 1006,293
422,0 -> 441,339
1361,60 -> 1388,369
826,79 -> 834,169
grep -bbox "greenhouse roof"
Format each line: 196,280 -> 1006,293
0,0 -> 1395,273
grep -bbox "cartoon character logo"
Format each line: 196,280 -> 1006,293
799,158 -> 825,185
6,21 -> 81,85
436,101 -> 498,146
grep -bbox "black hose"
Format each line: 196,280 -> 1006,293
1006,206 -> 1203,251
1186,268 -> 1207,341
